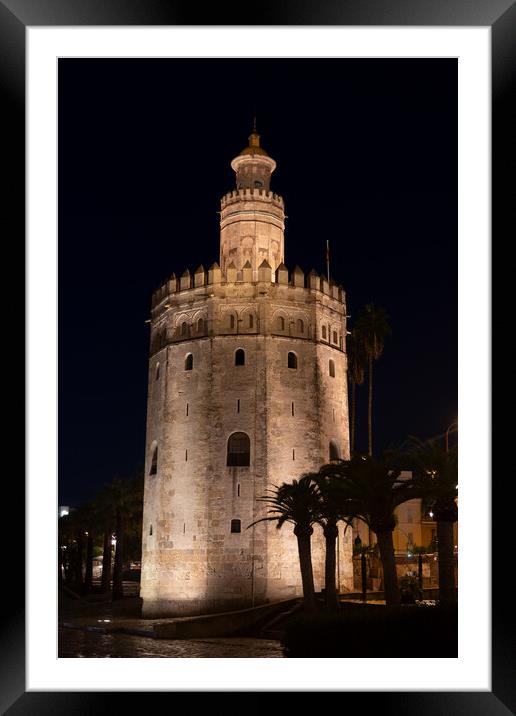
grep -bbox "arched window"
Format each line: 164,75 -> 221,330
231,519 -> 242,533
249,314 -> 254,328
185,353 -> 193,371
149,524 -> 153,536
322,325 -> 327,340
155,362 -> 160,380
149,444 -> 158,475
235,348 -> 245,366
329,441 -> 340,462
329,359 -> 335,377
297,319 -> 304,334
197,317 -> 204,333
181,321 -> 188,336
288,352 -> 298,369
227,432 -> 250,466
278,316 -> 285,331
229,314 -> 235,330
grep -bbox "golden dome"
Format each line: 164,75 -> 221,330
239,131 -> 269,157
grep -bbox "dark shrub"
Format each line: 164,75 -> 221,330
283,604 -> 457,657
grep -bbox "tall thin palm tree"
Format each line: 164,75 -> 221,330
249,475 -> 320,611
346,331 -> 366,455
319,455 -> 421,607
312,470 -> 354,611
405,438 -> 458,605
353,303 -> 391,456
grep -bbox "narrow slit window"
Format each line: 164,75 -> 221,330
181,321 -> 188,336
231,519 -> 241,534
149,524 -> 153,536
235,349 -> 245,366
291,402 -> 295,416
183,523 -> 186,534
237,484 -> 240,497
249,314 -> 254,328
185,449 -> 188,462
229,314 -> 235,330
185,353 -> 193,371
292,449 -> 296,460
186,403 -> 189,416
278,316 -> 285,331
237,399 -> 240,413
333,330 -> 338,344
149,445 -> 158,475
329,359 -> 335,377
287,352 -> 297,369
322,325 -> 327,340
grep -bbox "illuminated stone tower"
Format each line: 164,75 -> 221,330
140,127 -> 353,617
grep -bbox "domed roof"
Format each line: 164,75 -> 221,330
239,131 -> 269,157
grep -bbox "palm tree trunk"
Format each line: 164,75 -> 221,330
112,509 -> 124,600
294,526 -> 316,612
75,531 -> 84,590
376,529 -> 400,607
101,530 -> 112,592
350,380 -> 356,455
84,532 -> 94,594
368,356 -> 373,456
436,519 -> 457,605
323,522 -> 339,611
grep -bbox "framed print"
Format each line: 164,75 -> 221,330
2,0 -> 513,712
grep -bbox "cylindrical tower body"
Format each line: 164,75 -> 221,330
140,132 -> 352,617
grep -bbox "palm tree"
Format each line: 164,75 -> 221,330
249,475 -> 320,611
319,455 -> 421,607
405,438 -> 458,605
312,471 -> 354,611
353,303 -> 391,456
107,474 -> 144,600
346,332 -> 366,455
92,485 -> 117,593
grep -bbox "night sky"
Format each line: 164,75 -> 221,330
58,58 -> 457,506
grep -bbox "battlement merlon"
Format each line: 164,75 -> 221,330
220,189 -> 285,210
150,264 -> 346,316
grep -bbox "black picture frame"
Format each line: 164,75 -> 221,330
3,0 -> 512,712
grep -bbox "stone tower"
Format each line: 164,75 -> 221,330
140,127 -> 353,617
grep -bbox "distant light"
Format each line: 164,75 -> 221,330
59,507 -> 69,518
429,511 -> 434,518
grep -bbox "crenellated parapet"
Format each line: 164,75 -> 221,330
220,188 -> 285,210
149,263 -> 347,357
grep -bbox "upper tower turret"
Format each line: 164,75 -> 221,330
230,122 -> 277,192
220,123 -> 285,281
